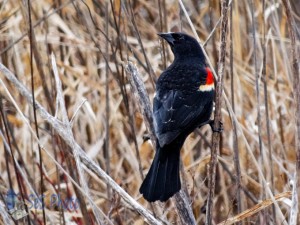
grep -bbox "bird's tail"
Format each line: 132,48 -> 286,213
139,143 -> 181,202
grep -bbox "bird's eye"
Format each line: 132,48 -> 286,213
172,33 -> 184,41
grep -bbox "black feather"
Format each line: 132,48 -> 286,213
139,138 -> 183,202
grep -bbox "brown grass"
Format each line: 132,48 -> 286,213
0,0 -> 299,224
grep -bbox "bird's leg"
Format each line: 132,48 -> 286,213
208,119 -> 223,133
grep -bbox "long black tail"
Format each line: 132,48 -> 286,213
139,144 -> 181,202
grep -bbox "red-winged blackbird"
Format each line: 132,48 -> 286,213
139,32 -> 215,202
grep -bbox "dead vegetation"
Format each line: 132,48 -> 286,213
0,0 -> 299,224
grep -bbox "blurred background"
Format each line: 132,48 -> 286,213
0,0 -> 299,224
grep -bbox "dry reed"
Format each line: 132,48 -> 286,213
0,0 -> 299,224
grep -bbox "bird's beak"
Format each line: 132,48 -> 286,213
157,33 -> 175,46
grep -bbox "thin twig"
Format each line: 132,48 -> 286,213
157,0 -> 167,69
205,1 -> 229,224
217,191 -> 292,225
204,17 -> 221,47
229,0 -> 242,219
250,0 -> 266,222
262,0 -> 276,222
22,0 -> 54,114
105,1 -> 112,201
70,99 -> 87,125
26,0 -> 45,223
289,172 -> 298,225
282,0 -> 300,224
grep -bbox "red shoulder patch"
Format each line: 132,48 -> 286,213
205,67 -> 214,85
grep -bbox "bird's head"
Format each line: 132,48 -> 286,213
157,32 -> 205,62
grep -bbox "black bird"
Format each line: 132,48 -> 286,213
139,32 -> 215,202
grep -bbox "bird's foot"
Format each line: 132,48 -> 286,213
209,120 -> 223,133
143,134 -> 151,142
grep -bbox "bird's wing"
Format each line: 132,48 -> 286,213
153,89 -> 212,147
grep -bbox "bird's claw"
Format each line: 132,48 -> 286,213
209,120 -> 223,133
